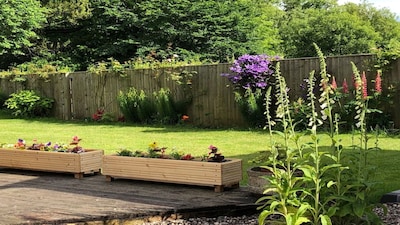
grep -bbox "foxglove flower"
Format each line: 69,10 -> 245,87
342,78 -> 349,94
361,72 -> 368,100
375,71 -> 382,94
352,74 -> 359,90
331,76 -> 337,90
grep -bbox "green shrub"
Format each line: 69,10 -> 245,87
153,88 -> 177,124
118,87 -> 155,123
118,87 -> 178,124
4,90 -> 54,117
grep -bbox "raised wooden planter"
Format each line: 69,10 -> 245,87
0,149 -> 103,178
102,155 -> 242,192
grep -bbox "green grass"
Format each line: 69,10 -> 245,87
1,113 -> 400,202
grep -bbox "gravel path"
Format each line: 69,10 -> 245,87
143,203 -> 400,225
375,203 -> 400,225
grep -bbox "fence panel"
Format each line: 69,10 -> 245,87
0,54 -> 398,128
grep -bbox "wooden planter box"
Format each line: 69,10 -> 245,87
102,155 -> 242,192
0,149 -> 103,178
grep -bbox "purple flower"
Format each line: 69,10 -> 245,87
222,54 -> 278,91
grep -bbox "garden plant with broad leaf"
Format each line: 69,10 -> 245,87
256,44 -> 385,225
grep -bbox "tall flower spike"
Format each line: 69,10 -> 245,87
331,76 -> 337,90
352,74 -> 359,90
375,71 -> 382,94
361,72 -> 368,100
342,78 -> 349,94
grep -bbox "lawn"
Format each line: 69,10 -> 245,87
1,113 -> 400,202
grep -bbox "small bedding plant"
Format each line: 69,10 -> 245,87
116,142 -> 225,162
5,136 -> 85,153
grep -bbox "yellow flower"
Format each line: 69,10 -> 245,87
149,142 -> 158,150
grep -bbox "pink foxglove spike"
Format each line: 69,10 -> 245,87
361,72 -> 368,99
375,71 -> 382,94
342,78 -> 349,94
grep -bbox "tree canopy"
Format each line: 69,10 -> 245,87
0,0 -> 399,71
0,0 -> 45,66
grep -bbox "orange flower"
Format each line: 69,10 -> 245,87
181,115 -> 189,121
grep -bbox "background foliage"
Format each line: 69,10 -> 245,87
0,0 -> 399,71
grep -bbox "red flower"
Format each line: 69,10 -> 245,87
92,108 -> 104,121
375,71 -> 382,94
361,72 -> 368,100
182,154 -> 194,160
342,78 -> 349,94
331,76 -> 337,90
70,136 -> 81,145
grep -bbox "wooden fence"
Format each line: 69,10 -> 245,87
0,54 -> 399,128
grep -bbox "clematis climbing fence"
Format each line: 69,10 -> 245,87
0,54 -> 399,128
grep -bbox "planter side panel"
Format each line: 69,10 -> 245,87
78,149 -> 103,173
221,159 -> 242,185
0,149 -> 103,174
0,149 -> 80,172
103,156 -> 242,187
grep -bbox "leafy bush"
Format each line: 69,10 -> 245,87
4,90 -> 54,117
153,88 -> 177,124
118,87 -> 155,123
118,87 -> 178,124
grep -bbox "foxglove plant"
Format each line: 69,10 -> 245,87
257,44 -> 383,225
257,62 -> 310,225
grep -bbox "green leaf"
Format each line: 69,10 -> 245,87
320,214 -> 332,225
258,210 -> 273,225
353,201 -> 365,218
320,164 -> 342,174
327,180 -> 336,188
295,217 -> 311,225
299,166 -> 314,178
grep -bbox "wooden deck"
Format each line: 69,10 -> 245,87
0,168 -> 258,224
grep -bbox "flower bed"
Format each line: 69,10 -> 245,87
0,137 -> 103,178
102,143 -> 242,192
102,156 -> 242,192
0,148 -> 103,178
